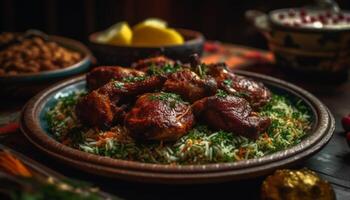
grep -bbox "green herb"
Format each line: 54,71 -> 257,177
223,79 -> 232,86
122,75 -> 147,83
45,92 -> 85,140
235,91 -> 249,98
221,79 -> 249,98
216,89 -> 228,98
113,81 -> 124,89
148,92 -> 184,108
148,63 -> 182,75
197,63 -> 208,78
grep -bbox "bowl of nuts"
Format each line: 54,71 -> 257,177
0,30 -> 94,98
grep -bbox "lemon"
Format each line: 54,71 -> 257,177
96,21 -> 132,45
132,23 -> 184,47
134,18 -> 168,29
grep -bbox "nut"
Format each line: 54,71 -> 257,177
0,32 -> 82,75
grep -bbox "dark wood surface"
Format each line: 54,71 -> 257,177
1,46 -> 350,199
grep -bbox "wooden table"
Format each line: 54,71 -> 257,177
1,42 -> 350,200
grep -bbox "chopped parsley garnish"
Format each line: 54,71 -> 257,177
149,92 -> 183,102
197,64 -> 208,78
113,81 -> 124,89
221,79 -> 249,98
122,75 -> 147,83
223,79 -> 233,86
235,91 -> 249,98
216,89 -> 228,98
45,92 -> 86,140
149,92 -> 184,108
148,63 -> 182,75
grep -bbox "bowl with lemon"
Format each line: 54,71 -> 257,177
89,18 -> 204,65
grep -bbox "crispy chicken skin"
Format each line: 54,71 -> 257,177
125,93 -> 195,141
76,76 -> 166,128
131,56 -> 174,72
86,66 -> 145,90
77,55 -> 272,141
163,70 -> 217,103
192,95 -> 271,139
206,62 -> 271,109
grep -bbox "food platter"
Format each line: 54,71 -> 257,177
20,69 -> 334,184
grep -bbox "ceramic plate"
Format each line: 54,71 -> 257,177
20,70 -> 335,184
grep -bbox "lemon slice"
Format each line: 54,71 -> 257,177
134,18 -> 168,29
96,21 -> 132,45
132,23 -> 184,47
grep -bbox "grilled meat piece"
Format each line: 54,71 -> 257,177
131,56 -> 174,73
87,66 -> 145,90
192,95 -> 271,139
206,63 -> 271,109
75,90 -> 121,128
163,70 -> 217,103
125,92 -> 194,141
76,76 -> 166,128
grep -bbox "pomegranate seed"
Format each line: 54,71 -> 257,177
300,9 -> 307,17
342,115 -> 350,132
288,10 -> 296,17
301,18 -> 308,24
346,132 -> 350,147
331,19 -> 339,24
338,13 -> 345,20
318,14 -> 326,21
293,22 -> 301,27
278,14 -> 285,20
325,11 -> 332,18
310,16 -> 317,22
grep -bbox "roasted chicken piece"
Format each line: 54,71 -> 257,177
192,94 -> 271,139
125,92 -> 194,141
163,69 -> 217,103
131,56 -> 175,73
206,62 -> 271,109
86,66 -> 145,90
76,75 -> 166,128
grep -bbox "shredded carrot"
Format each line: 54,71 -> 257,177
262,132 -> 269,139
238,147 -> 247,158
102,131 -> 116,139
0,151 -> 32,177
262,132 -> 272,144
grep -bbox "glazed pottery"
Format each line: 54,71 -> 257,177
0,35 -> 94,98
89,28 -> 204,66
20,70 -> 334,184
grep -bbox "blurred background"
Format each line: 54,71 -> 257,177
1,0 -> 350,49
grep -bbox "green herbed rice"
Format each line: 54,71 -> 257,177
46,91 -> 311,165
